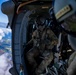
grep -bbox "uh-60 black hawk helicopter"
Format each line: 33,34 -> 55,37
1,0 -> 75,75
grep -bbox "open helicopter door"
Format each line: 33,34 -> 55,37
1,0 -> 52,75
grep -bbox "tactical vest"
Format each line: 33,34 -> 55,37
32,27 -> 58,52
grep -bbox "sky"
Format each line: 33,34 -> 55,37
0,1 -> 12,75
0,0 -> 8,23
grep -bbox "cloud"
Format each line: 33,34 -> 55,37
2,28 -> 11,34
0,28 -> 11,40
0,28 -> 5,40
0,53 -> 9,70
0,69 -> 5,75
0,27 -> 12,75
0,53 -> 12,75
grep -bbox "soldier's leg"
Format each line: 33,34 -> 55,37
35,52 -> 53,75
26,47 -> 39,68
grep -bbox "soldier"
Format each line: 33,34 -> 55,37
26,15 -> 58,75
54,0 -> 76,75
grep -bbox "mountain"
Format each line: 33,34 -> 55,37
0,28 -> 12,75
0,22 -> 7,28
0,28 -> 11,54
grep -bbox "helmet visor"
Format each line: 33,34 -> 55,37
63,13 -> 76,32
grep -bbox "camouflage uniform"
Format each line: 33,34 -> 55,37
67,51 -> 76,75
26,26 -> 58,75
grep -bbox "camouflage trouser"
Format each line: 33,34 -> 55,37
26,47 -> 53,75
35,51 -> 53,75
26,47 -> 40,69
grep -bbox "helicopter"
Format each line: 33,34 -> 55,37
1,0 -> 75,75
